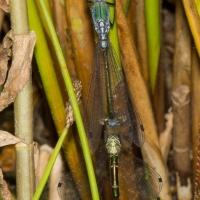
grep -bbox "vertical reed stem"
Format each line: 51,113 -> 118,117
10,0 -> 34,199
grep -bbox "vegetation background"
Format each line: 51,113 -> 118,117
0,0 -> 200,200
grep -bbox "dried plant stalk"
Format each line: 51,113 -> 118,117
159,108 -> 173,164
182,0 -> 200,56
51,0 -> 66,51
171,85 -> 191,185
162,8 -> 175,107
51,0 -> 77,80
191,47 -> 200,185
173,0 -> 191,88
154,57 -> 165,134
135,0 -> 149,86
172,0 -> 192,189
65,0 -> 94,102
121,0 -> 136,41
116,1 -> 171,199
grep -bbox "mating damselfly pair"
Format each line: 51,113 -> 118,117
58,0 -> 163,199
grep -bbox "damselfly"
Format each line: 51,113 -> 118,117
57,134 -> 163,200
85,0 -> 145,154
58,0 -> 162,199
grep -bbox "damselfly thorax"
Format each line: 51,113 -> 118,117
91,1 -> 110,49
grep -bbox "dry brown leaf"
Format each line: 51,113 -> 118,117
0,130 -> 21,147
159,108 -> 173,164
0,168 -> 12,200
0,58 -> 9,85
0,31 -> 12,85
0,31 -> 36,111
0,0 -> 9,13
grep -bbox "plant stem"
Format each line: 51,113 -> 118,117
10,0 -> 34,199
65,0 -> 94,101
27,0 -> 66,135
37,1 -> 99,199
182,0 -> 200,56
194,0 -> 200,15
32,127 -> 68,200
145,0 -> 161,93
109,0 -> 121,67
27,0 -> 82,198
191,47 -> 200,191
135,0 -> 149,86
173,0 -> 191,88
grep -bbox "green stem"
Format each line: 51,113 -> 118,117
27,1 -> 82,199
27,0 -> 66,133
109,0 -> 121,68
32,127 -> 68,200
145,0 -> 161,93
109,0 -> 131,68
37,1 -> 99,199
10,0 -> 34,199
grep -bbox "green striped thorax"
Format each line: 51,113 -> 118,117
91,0 -> 110,49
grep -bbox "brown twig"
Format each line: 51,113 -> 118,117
172,0 -> 192,189
171,85 -> 191,185
135,0 -> 149,86
173,0 -> 191,88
